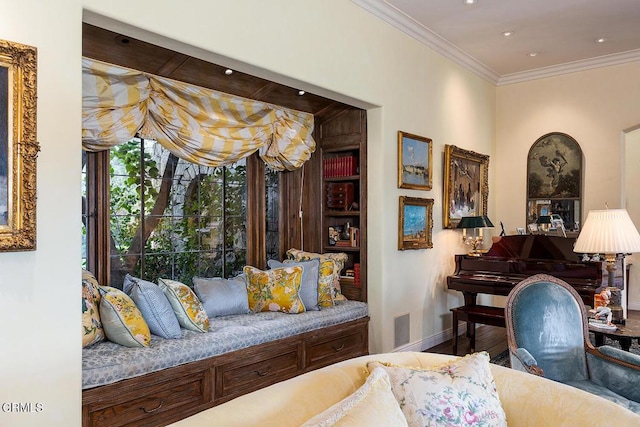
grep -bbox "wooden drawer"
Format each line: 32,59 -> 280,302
215,342 -> 303,401
305,320 -> 368,369
84,370 -> 209,427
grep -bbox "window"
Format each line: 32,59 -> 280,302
82,138 -> 278,287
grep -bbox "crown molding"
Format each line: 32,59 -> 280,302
497,49 -> 640,86
351,0 -> 640,87
350,0 -> 500,84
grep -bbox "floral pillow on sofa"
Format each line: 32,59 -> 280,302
244,265 -> 305,314
366,352 -> 507,427
82,269 -> 104,348
286,248 -> 348,300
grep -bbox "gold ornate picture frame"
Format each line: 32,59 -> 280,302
0,39 -> 38,251
443,145 -> 489,229
398,131 -> 432,190
398,196 -> 433,250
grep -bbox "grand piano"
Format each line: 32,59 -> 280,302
447,234 -> 603,308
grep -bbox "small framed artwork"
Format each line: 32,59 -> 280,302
443,144 -> 489,229
398,196 -> 433,250
397,131 -> 432,190
0,39 -> 39,251
516,227 -> 526,235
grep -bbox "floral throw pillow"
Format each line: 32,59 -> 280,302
286,248 -> 348,300
366,352 -> 507,427
317,259 -> 337,308
244,265 -> 305,314
82,270 -> 104,347
158,278 -> 210,333
98,286 -> 151,348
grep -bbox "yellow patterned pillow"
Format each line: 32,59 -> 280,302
158,278 -> 210,333
98,286 -> 150,347
82,270 -> 104,347
244,265 -> 305,314
317,259 -> 337,308
286,249 -> 348,300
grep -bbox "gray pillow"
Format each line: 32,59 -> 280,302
192,277 -> 250,317
267,258 -> 319,311
123,274 -> 182,339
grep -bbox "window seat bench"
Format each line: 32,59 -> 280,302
82,300 -> 369,427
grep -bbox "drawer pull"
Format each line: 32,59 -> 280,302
256,366 -> 272,376
141,399 -> 163,413
332,343 -> 345,352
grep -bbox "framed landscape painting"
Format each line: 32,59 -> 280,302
443,144 -> 489,229
0,39 -> 38,251
398,131 -> 432,190
398,196 -> 433,250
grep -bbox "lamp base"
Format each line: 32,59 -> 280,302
610,305 -> 625,324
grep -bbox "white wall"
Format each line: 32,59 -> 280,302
0,1 -> 83,426
496,63 -> 640,228
496,62 -> 640,307
0,1 -> 495,425
625,128 -> 640,309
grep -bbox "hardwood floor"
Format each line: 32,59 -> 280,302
424,309 -> 640,359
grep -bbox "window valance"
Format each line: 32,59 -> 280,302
82,58 -> 315,170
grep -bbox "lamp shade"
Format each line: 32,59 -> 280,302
456,215 -> 494,229
574,209 -> 640,254
536,215 -> 552,225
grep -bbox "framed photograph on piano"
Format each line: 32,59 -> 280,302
443,145 -> 489,229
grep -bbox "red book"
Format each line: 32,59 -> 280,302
354,263 -> 361,288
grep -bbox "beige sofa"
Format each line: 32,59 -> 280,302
170,351 -> 640,426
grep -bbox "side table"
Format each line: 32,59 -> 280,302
589,318 -> 640,352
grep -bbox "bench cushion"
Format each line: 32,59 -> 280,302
82,300 -> 368,389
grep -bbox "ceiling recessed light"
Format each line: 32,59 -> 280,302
463,0 -> 477,4
595,38 -> 606,43
224,69 -> 233,75
528,52 -> 537,57
502,31 -> 513,37
298,90 -> 305,96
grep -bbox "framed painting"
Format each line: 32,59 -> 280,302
0,39 -> 38,251
443,145 -> 489,229
398,196 -> 433,250
397,131 -> 432,190
526,132 -> 582,229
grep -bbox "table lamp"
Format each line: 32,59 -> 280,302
457,215 -> 494,257
536,215 -> 552,232
574,209 -> 640,323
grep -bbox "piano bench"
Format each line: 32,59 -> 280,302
451,305 -> 506,354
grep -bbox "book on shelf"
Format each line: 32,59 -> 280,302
323,156 -> 358,178
353,263 -> 361,288
349,227 -> 359,247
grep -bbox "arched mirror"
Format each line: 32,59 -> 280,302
526,132 -> 582,236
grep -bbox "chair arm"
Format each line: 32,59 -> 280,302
511,348 -> 545,377
587,346 -> 640,404
598,345 -> 640,366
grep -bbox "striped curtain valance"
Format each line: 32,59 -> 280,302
82,58 -> 315,170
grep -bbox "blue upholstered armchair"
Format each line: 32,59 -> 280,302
505,274 -> 640,414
